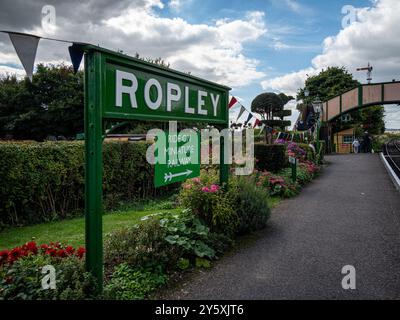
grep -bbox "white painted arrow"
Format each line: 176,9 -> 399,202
164,169 -> 193,182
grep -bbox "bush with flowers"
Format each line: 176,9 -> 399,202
0,241 -> 96,300
254,170 -> 299,198
286,142 -> 306,160
180,174 -> 239,237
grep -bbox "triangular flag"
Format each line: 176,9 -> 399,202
229,97 -> 238,109
236,105 -> 246,121
244,113 -> 253,125
8,32 -> 40,81
258,124 -> 266,136
68,44 -> 84,73
253,118 -> 261,128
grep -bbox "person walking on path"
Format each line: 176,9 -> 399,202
352,138 -> 360,154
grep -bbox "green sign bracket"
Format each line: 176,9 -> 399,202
81,44 -> 231,290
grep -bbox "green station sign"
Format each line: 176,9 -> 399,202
102,51 -> 229,124
74,43 -> 230,291
154,131 -> 200,187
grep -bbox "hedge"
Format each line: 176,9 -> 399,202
0,141 -> 176,228
254,143 -> 287,172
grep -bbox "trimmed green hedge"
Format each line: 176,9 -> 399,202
254,143 -> 287,172
0,141 -> 175,228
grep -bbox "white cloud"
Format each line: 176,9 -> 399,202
169,0 -> 181,10
0,65 -> 25,78
261,67 -> 317,96
102,8 -> 267,87
263,0 -> 400,96
1,2 -> 267,88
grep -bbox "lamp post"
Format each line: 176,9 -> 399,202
312,95 -> 323,155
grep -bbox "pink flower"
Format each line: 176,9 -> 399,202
184,184 -> 192,189
192,178 -> 201,184
210,184 -> 220,193
202,187 -> 211,193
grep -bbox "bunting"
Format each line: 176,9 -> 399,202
236,105 -> 246,121
253,118 -> 261,128
68,44 -> 84,73
0,30 -> 88,81
244,113 -> 253,125
7,32 -> 40,81
258,124 -> 266,136
228,96 -> 238,109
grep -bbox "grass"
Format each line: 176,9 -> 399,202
0,206 -> 181,250
0,194 -> 281,251
269,196 -> 282,208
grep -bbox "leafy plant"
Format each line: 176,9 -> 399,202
160,211 -> 216,259
104,216 -> 182,272
103,263 -> 167,300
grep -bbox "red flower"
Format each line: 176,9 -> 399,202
45,248 -> 57,257
76,247 -> 86,258
8,247 -> 22,261
65,246 -> 75,255
57,249 -> 67,258
24,241 -> 38,254
0,249 -> 9,265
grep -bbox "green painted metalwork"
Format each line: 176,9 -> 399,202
84,50 -> 104,292
80,44 -> 230,289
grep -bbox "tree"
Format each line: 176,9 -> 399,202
251,92 -> 293,143
0,55 -> 174,141
251,92 -> 293,120
0,64 -> 84,140
297,67 -> 359,103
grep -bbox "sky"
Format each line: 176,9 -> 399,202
0,0 -> 400,129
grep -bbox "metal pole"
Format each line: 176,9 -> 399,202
84,50 -> 103,291
219,123 -> 230,187
219,91 -> 230,187
291,160 -> 297,183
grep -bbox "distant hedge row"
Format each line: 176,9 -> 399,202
0,141 -> 176,228
254,143 -> 287,172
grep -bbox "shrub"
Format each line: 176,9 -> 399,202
103,263 -> 167,300
180,176 -> 238,237
228,177 -> 271,235
0,141 -> 178,228
298,143 -> 316,162
287,142 -> 306,160
104,216 -> 181,272
254,143 -> 287,172
0,254 -> 97,300
255,170 -> 299,198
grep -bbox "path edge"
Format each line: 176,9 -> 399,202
380,152 -> 400,192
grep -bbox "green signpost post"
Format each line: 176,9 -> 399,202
74,43 -> 230,289
289,156 -> 297,183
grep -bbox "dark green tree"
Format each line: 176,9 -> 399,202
297,67 -> 359,103
0,64 -> 84,140
251,92 -> 293,120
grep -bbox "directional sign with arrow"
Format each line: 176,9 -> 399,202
155,132 -> 200,188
